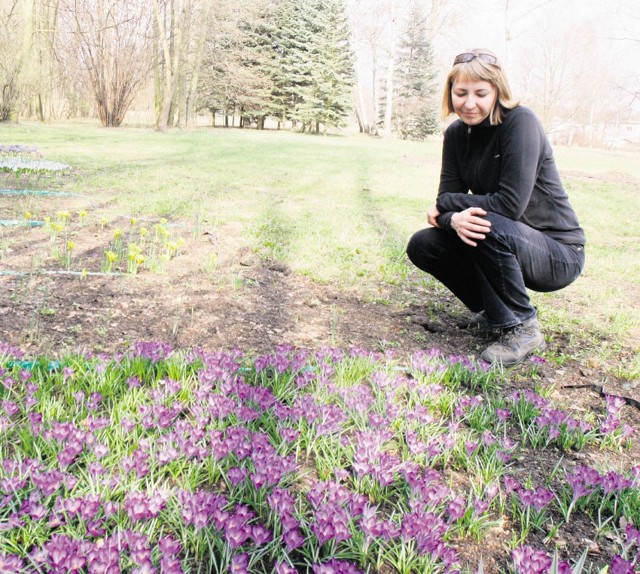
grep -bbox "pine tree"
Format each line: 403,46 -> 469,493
270,0 -> 315,129
198,1 -> 276,127
302,0 -> 355,133
274,0 -> 354,133
393,1 -> 438,140
198,0 -> 354,132
237,6 -> 280,128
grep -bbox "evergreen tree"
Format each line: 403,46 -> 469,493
393,1 -> 438,140
300,0 -> 355,133
272,0 -> 354,133
270,0 -> 315,128
198,0 -> 354,132
198,1 -> 276,127
237,5 -> 280,128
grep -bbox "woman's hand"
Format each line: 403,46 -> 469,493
451,207 -> 491,246
427,204 -> 441,227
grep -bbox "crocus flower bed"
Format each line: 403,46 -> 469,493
0,341 -> 638,573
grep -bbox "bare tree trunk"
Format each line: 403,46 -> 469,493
153,0 -> 183,132
176,73 -> 187,128
504,0 -> 512,68
185,0 -> 210,127
176,1 -> 187,128
355,61 -> 370,132
382,0 -> 395,138
371,46 -> 379,133
15,0 -> 36,121
34,0 -> 62,121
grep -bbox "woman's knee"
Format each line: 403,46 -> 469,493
474,212 -> 521,253
406,227 -> 453,270
407,228 -> 436,263
482,212 -> 514,235
406,229 -> 424,263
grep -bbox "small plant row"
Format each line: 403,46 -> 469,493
0,342 -> 638,573
0,157 -> 70,177
39,211 -> 184,274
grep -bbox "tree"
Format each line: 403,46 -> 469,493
270,0 -> 315,128
347,0 -> 398,137
296,0 -> 355,133
153,0 -> 186,132
347,0 -> 388,134
179,0 -> 210,127
198,0 -> 276,128
59,0 -> 153,127
32,0 -> 62,121
0,0 -> 25,121
152,0 -> 212,130
392,0 -> 438,140
199,0 -> 354,133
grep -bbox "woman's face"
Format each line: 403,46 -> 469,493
451,77 -> 497,125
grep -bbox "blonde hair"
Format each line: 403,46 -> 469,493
441,49 -> 519,125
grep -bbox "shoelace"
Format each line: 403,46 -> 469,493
497,324 -> 527,346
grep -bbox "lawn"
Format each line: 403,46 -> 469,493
2,121 -> 638,349
0,121 -> 639,573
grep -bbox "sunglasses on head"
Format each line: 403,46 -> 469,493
453,53 -> 498,66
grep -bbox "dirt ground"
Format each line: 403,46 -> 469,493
1,196 -> 637,391
1,194 -> 640,571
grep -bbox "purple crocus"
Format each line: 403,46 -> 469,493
517,486 -> 554,511
511,545 -> 551,574
250,524 -> 272,546
473,498 -> 489,516
1,400 -> 19,418
601,470 -> 633,495
0,553 -> 26,572
275,561 -> 298,574
230,553 -> 250,574
131,341 -> 173,362
158,535 -> 182,557
311,501 -> 352,545
606,395 -> 626,416
224,514 -> 252,548
268,488 -> 296,516
32,469 -> 65,496
312,559 -> 364,574
279,427 -> 301,443
566,466 -> 598,501
610,555 -> 635,574
283,526 -> 305,551
124,492 -> 165,522
465,441 -> 479,456
227,467 -> 248,486
446,495 -> 467,522
496,408 -> 511,422
624,521 -> 640,547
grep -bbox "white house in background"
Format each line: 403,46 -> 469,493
547,119 -> 640,149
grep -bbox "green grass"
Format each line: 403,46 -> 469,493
2,119 -> 639,356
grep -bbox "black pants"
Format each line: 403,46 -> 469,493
406,213 -> 585,329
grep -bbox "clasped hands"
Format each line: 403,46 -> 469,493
427,205 -> 491,247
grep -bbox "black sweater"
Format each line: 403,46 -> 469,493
435,106 -> 586,246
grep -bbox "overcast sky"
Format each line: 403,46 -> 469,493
426,0 -> 640,108
435,0 -> 636,61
